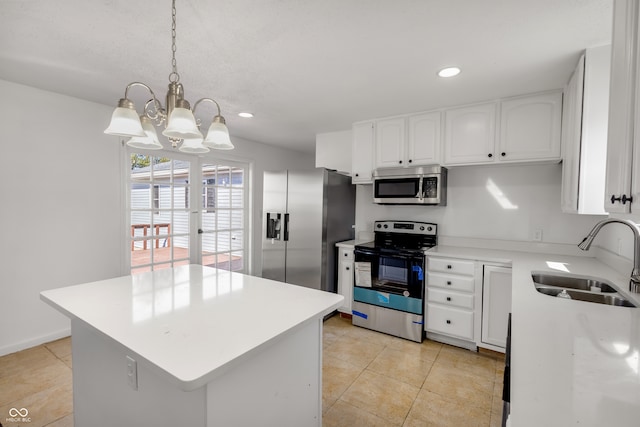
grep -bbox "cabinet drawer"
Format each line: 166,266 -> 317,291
426,303 -> 474,340
429,258 -> 475,275
428,272 -> 474,293
339,247 -> 354,261
427,288 -> 474,309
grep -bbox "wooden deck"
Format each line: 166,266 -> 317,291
131,247 -> 243,273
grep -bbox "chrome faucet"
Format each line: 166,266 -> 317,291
578,218 -> 640,293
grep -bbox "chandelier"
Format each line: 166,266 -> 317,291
104,0 -> 233,152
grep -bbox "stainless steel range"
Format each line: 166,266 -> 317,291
352,220 -> 437,342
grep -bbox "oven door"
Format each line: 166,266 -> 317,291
353,247 -> 424,314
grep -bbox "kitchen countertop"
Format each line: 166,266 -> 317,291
40,265 -> 343,391
428,245 -> 640,427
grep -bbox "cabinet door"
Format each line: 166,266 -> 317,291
605,0 -> 638,213
561,56 -> 585,214
337,260 -> 354,314
352,121 -> 375,184
499,92 -> 562,162
444,103 -> 497,165
481,265 -> 512,349
408,112 -> 441,165
375,117 -> 406,168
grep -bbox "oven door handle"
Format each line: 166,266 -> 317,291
354,248 -> 378,257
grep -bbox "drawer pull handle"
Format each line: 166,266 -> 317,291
446,297 -> 451,301
447,265 -> 452,269
446,320 -> 451,324
446,281 -> 452,285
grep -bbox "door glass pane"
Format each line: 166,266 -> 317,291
129,153 -> 190,274
199,162 -> 248,272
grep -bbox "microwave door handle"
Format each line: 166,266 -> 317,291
416,178 -> 424,201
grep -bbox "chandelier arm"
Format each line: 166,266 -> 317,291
123,82 -> 166,122
193,98 -> 223,117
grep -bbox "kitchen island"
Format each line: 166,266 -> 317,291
40,265 -> 343,427
428,245 -> 640,426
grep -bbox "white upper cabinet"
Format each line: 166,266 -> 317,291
443,93 -> 562,166
315,129 -> 352,174
444,103 -> 497,165
605,0 -> 638,213
352,121 -> 375,184
561,45 -> 610,215
375,117 -> 406,168
407,112 -> 441,165
375,112 -> 441,168
561,55 -> 586,214
499,92 -> 562,162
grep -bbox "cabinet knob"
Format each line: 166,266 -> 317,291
355,173 -> 359,177
446,281 -> 452,285
501,152 -> 506,157
346,267 -> 350,271
408,159 -> 412,163
446,297 -> 451,301
399,160 -> 403,164
447,265 -> 452,269
446,320 -> 451,324
488,153 -> 493,158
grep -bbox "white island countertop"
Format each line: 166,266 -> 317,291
428,245 -> 640,427
40,265 -> 343,392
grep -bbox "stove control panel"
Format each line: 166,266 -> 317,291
374,221 -> 437,235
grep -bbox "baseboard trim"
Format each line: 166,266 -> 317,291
0,328 -> 71,357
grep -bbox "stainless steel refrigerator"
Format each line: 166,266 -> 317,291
262,168 -> 356,292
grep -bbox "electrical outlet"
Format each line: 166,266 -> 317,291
126,355 -> 138,390
533,229 -> 543,242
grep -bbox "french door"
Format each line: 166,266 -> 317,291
127,151 -> 249,274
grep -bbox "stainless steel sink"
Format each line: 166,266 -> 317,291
531,273 -> 617,293
531,272 -> 636,307
535,285 -> 636,307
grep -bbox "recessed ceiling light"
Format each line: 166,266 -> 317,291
238,112 -> 254,118
437,67 -> 461,78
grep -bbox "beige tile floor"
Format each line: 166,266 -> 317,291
0,315 -> 504,427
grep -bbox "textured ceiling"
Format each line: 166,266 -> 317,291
0,0 -> 613,153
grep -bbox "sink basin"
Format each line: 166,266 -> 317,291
531,273 -> 617,293
534,285 -> 636,307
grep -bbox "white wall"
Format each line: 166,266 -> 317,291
356,163 -> 605,245
0,79 -> 314,356
0,80 -> 124,356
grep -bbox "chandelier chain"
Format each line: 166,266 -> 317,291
169,0 -> 180,83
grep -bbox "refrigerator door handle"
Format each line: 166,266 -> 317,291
283,213 -> 290,241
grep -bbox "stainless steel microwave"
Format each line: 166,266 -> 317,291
373,165 -> 447,205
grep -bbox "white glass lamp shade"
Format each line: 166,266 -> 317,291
179,138 -> 210,153
104,99 -> 145,137
126,116 -> 163,150
203,116 -> 234,150
162,107 -> 203,140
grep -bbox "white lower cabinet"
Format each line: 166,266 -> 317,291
425,257 -> 477,349
426,303 -> 474,340
336,244 -> 354,314
426,255 -> 512,353
481,265 -> 512,350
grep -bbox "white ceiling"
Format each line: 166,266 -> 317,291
0,0 -> 613,153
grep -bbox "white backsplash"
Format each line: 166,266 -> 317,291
355,163 -> 606,246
